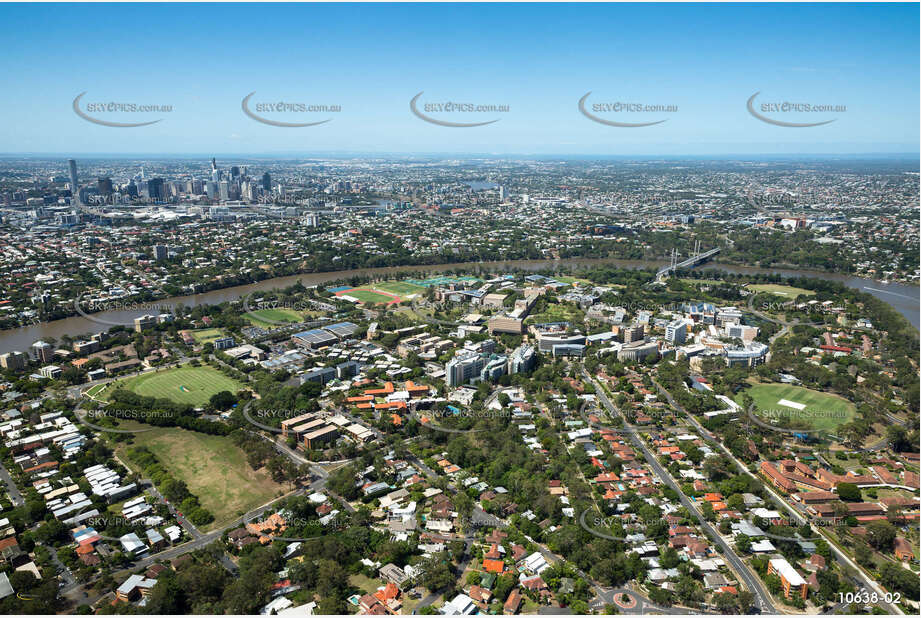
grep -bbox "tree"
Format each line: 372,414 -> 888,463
865,520 -> 896,551
836,482 -> 861,502
737,590 -> 756,613
209,390 -> 237,411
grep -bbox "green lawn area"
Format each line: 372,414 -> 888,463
348,573 -> 383,595
526,302 -> 585,324
739,382 -> 856,432
190,328 -> 226,343
748,283 -> 816,297
85,384 -> 106,398
373,280 -> 427,297
119,426 -> 289,530
339,289 -> 399,304
244,307 -> 305,326
112,365 -> 244,406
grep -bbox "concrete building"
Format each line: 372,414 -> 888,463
665,320 -> 688,344
445,353 -> 486,387
133,315 -> 157,333
0,351 -> 26,371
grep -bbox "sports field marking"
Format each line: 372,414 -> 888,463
778,398 -> 806,410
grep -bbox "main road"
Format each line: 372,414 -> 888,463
583,370 -> 777,615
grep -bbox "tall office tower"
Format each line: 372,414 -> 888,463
206,181 -> 218,199
498,185 -> 507,200
147,178 -> 165,201
125,181 -> 138,198
262,172 -> 271,191
218,180 -> 230,201
97,177 -> 113,196
68,159 -> 80,204
153,245 -> 168,261
231,166 -> 240,178
211,157 -> 219,182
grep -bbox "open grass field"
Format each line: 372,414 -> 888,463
372,280 -> 427,297
111,365 -> 244,406
748,284 -> 816,297
739,381 -> 856,432
526,302 -> 585,325
243,307 -> 305,326
190,328 -> 226,344
119,426 -> 289,529
336,288 -> 400,305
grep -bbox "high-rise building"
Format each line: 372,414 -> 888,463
262,172 -> 271,191
445,353 -> 486,387
665,320 -> 687,344
147,178 -> 165,201
153,245 -> 168,261
218,180 -> 230,201
31,340 -> 54,364
508,344 -> 536,374
622,324 -> 645,344
97,177 -> 113,196
0,350 -> 26,370
68,159 -> 80,204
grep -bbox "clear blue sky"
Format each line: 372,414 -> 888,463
0,2 -> 917,155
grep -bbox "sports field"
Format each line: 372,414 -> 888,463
748,284 -> 815,297
112,365 -> 244,406
739,382 -> 856,432
120,426 -> 289,530
190,328 -> 226,344
244,307 -> 304,326
334,279 -> 428,305
372,280 -> 427,297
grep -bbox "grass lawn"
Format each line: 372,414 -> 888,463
526,302 -> 585,325
112,365 -> 244,406
119,426 -> 289,530
348,573 -> 383,595
748,284 -> 816,297
244,307 -> 305,326
191,328 -> 226,344
85,384 -> 106,398
739,381 -> 856,432
338,288 -> 400,304
373,280 -> 427,297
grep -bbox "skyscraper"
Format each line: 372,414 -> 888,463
153,245 -> 168,261
262,172 -> 271,191
68,159 -> 80,204
97,177 -> 113,196
147,178 -> 165,201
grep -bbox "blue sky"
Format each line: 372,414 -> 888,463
0,2 -> 917,155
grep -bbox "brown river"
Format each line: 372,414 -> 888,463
0,257 -> 917,354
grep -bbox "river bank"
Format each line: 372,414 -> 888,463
0,257 -> 917,354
